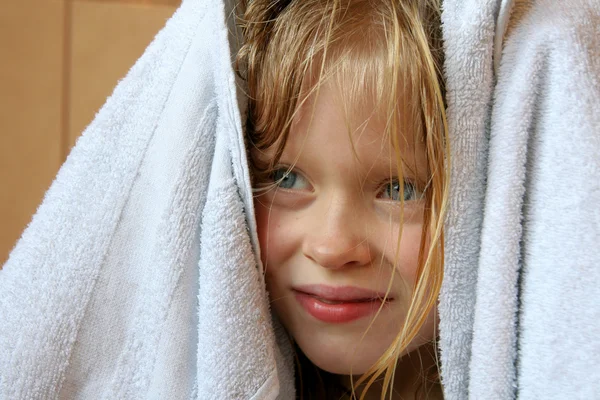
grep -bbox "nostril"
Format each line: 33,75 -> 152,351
302,236 -> 372,270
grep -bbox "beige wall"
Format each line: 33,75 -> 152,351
0,0 -> 179,266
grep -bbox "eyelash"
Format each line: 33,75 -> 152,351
269,167 -> 420,202
270,168 -> 311,191
377,179 -> 421,202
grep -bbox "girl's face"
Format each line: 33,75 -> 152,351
254,83 -> 435,375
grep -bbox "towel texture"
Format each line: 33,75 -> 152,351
0,0 -> 294,398
440,0 -> 600,399
1,0 -> 599,399
438,0 -> 497,397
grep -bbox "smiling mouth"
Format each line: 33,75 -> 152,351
293,284 -> 394,323
315,297 -> 373,304
311,296 -> 391,304
293,284 -> 394,302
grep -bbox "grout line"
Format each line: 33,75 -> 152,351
60,0 -> 73,162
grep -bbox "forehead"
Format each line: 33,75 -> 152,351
281,81 -> 427,180
293,81 -> 421,152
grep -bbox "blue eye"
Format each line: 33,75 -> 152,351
272,168 -> 309,190
380,180 -> 420,201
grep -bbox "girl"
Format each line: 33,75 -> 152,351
238,0 -> 448,398
1,0 -> 598,399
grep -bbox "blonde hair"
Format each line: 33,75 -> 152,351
236,0 -> 449,398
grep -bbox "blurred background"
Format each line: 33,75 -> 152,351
0,0 -> 181,266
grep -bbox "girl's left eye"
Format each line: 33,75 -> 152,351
378,180 -> 421,202
271,168 -> 310,190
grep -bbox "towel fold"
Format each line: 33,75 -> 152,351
0,0 -> 294,398
440,0 -> 600,399
1,0 -> 598,398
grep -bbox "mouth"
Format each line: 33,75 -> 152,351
293,284 -> 394,324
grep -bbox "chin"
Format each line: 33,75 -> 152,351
293,325 -> 436,377
304,351 -> 373,376
294,331 -> 390,376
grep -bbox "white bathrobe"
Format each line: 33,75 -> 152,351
0,0 -> 598,399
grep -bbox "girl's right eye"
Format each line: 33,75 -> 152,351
271,168 -> 310,190
378,179 -> 422,202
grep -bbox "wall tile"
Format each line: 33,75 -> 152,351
68,0 -> 177,147
84,0 -> 181,6
0,0 -> 64,265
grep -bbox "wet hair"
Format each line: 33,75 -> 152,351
236,0 -> 449,398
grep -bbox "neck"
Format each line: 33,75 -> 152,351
339,343 -> 442,400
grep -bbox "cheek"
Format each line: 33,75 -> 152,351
400,224 -> 425,279
389,220 -> 437,344
382,220 -> 425,282
254,199 -> 298,270
254,200 -> 272,266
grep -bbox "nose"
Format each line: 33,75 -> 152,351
302,197 -> 372,270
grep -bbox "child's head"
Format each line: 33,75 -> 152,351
238,0 -> 448,397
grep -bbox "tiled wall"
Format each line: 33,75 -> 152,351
0,0 -> 179,265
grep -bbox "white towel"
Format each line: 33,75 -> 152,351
438,0 -> 498,397
439,0 -> 600,399
0,0 -> 294,398
2,0 -> 599,398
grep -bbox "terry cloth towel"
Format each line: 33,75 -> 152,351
2,0 -> 600,398
0,0 -> 295,399
439,0 -> 600,399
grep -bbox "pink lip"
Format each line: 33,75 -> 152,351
293,285 -> 393,324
